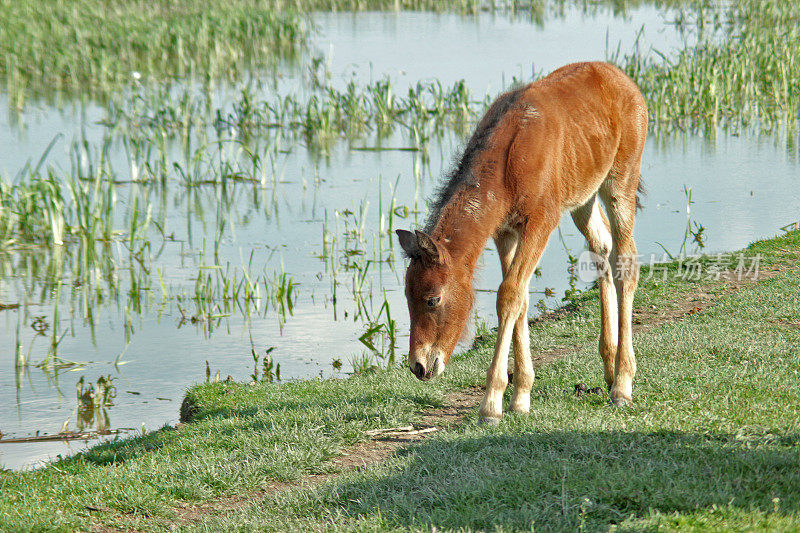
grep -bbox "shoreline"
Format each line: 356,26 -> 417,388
1,228 -> 798,530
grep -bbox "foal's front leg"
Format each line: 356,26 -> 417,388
479,222 -> 551,424
478,280 -> 521,424
492,231 -> 534,416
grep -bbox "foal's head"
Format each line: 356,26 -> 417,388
396,229 -> 474,381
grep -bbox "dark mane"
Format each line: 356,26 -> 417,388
424,85 -> 526,233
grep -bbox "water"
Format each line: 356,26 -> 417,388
1,5 -> 798,470
313,7 -> 690,91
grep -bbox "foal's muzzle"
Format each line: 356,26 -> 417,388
409,348 -> 444,381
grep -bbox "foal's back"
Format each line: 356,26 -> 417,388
499,62 -> 647,214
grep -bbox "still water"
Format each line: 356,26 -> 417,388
1,6 -> 797,470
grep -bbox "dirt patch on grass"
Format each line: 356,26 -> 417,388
632,265 -> 785,332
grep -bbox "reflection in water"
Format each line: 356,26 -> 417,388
76,375 -> 116,433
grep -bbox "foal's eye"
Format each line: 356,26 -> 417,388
426,296 -> 441,308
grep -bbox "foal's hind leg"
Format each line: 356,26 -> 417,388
602,175 -> 641,407
571,194 -> 618,388
495,229 -> 534,414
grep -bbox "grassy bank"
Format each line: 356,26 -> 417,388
1,230 -> 798,531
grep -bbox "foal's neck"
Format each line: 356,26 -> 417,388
429,186 -> 507,275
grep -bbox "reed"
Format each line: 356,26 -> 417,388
619,0 -> 800,134
108,75 -> 478,150
0,0 -> 308,104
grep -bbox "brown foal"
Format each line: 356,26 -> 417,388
396,62 -> 647,423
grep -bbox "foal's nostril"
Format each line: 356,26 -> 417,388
411,362 -> 425,379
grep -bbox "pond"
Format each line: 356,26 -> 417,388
1,5 -> 798,470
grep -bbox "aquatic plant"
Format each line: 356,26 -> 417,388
619,0 -> 800,133
0,0 -> 309,104
107,75 -> 479,150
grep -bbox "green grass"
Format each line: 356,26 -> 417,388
0,361 -> 455,530
183,233 -> 800,532
1,230 -> 798,531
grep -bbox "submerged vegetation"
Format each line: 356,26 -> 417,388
109,75 -> 477,153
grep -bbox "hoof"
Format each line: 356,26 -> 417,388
509,396 -> 530,414
610,396 -> 632,408
479,416 -> 502,426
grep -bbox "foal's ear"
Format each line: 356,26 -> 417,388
396,229 -> 421,259
395,229 -> 441,264
414,230 -> 440,264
